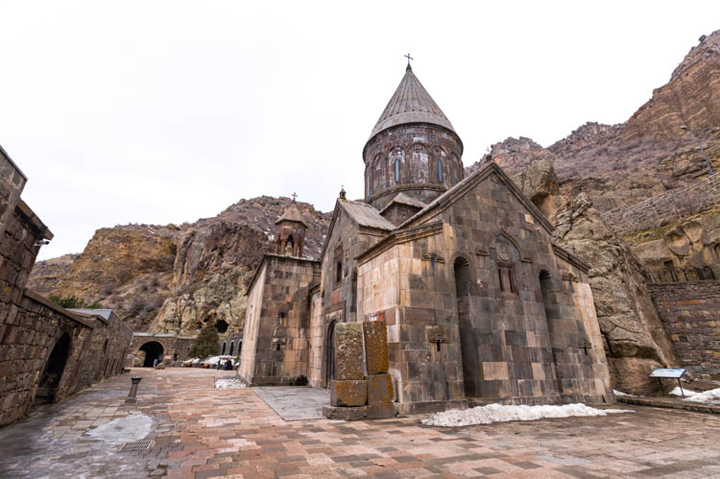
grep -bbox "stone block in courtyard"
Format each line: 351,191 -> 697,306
363,320 -> 389,375
366,403 -> 397,419
335,322 -> 365,380
322,405 -> 367,421
368,373 -> 393,404
330,379 -> 367,407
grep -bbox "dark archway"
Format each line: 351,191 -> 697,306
453,256 -> 475,397
221,342 -> 226,355
229,341 -> 234,356
139,341 -> 164,367
325,321 -> 337,388
36,333 -> 71,403
215,320 -> 229,333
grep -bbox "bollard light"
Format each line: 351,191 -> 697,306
125,377 -> 143,404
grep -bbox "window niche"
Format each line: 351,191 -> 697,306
489,233 -> 520,295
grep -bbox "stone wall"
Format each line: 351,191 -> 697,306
0,147 -> 132,427
364,124 -> 464,209
0,146 -> 27,241
130,333 -> 194,365
356,166 -> 611,414
601,173 -> 720,236
649,281 -> 720,377
239,254 -> 320,385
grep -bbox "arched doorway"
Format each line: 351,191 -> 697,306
139,341 -> 164,367
324,321 -> 337,388
453,256 -> 475,397
35,333 -> 71,403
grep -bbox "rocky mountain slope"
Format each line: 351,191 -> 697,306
465,31 -> 720,392
29,197 -> 330,332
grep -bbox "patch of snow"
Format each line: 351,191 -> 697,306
215,378 -> 247,389
684,387 -> 720,405
669,386 -> 697,397
613,389 -> 630,397
421,403 -> 633,427
86,415 -> 153,444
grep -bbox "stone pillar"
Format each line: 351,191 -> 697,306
323,321 -> 396,420
363,321 -> 396,419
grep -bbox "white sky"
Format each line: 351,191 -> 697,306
1,1 -> 718,260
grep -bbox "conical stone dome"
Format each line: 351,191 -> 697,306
363,65 -> 464,210
369,65 -> 456,140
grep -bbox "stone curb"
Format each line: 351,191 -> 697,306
617,396 -> 720,414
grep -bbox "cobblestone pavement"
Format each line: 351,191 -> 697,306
2,368 -> 720,478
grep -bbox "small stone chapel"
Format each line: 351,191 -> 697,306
239,62 -> 613,415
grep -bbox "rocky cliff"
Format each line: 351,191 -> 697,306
29,197 -> 330,333
465,31 -> 720,392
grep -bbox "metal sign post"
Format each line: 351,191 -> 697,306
649,368 -> 686,397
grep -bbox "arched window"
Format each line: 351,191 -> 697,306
394,160 -> 400,182
229,341 -> 234,356
221,342 -> 226,355
438,159 -> 443,182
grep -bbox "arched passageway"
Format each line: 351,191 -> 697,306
35,333 -> 71,403
139,341 -> 164,367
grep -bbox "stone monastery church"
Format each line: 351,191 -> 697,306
239,63 -> 613,414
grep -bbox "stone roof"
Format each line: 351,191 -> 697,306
339,200 -> 396,231
275,203 -> 307,227
67,308 -> 113,321
379,192 -> 427,213
369,65 -> 456,140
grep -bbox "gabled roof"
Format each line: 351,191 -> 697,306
379,192 -> 427,214
369,65 -> 456,140
275,203 -> 307,227
319,199 -> 396,260
340,200 -> 397,231
398,162 -> 554,234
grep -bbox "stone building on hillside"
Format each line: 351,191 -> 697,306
240,64 -> 613,414
0,146 -> 132,427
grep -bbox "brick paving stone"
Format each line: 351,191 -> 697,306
2,368 -> 720,478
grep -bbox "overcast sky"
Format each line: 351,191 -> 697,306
1,1 -> 718,260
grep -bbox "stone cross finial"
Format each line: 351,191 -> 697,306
339,186 -> 346,199
292,192 -> 297,202
404,53 -> 413,70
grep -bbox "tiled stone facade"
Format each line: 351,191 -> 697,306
0,147 -> 132,427
365,124 -> 463,210
239,254 -> 320,385
650,281 -> 720,377
356,166 -> 611,413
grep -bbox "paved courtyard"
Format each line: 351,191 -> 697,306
1,368 -> 720,478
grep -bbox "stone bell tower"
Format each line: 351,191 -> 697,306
274,200 -> 307,257
363,62 -> 464,210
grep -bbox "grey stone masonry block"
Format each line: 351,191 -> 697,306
330,379 -> 368,407
368,373 -> 393,404
363,320 -> 389,375
335,322 -> 365,380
